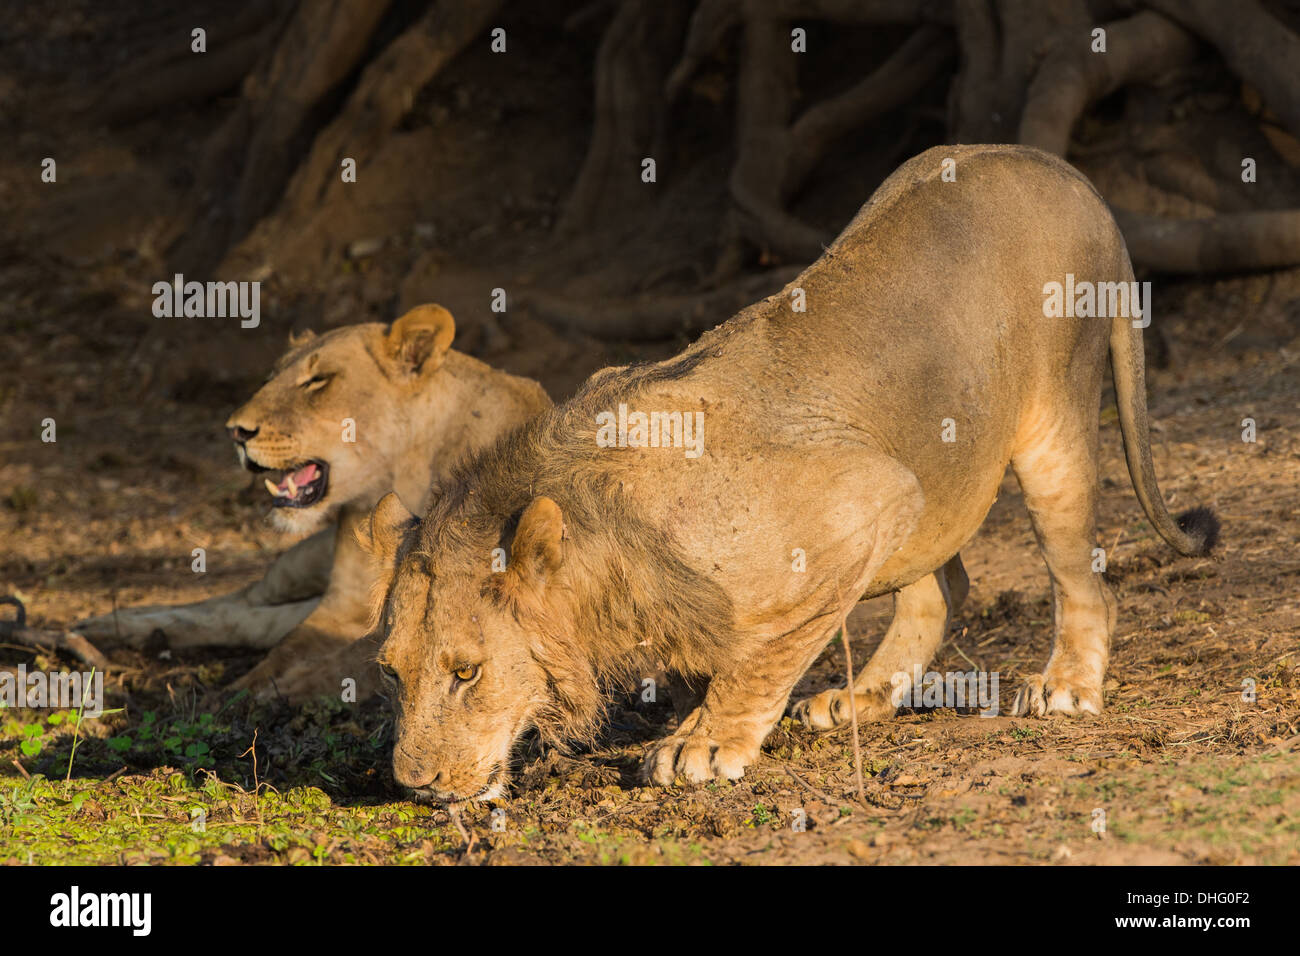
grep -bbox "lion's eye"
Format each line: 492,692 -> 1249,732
301,374 -> 332,391
379,661 -> 398,681
454,664 -> 478,683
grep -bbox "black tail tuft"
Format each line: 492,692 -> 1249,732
1176,506 -> 1220,556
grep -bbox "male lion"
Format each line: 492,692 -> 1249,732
77,304 -> 550,701
362,145 -> 1217,801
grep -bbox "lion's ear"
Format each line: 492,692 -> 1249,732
509,497 -> 565,584
288,328 -> 316,349
385,304 -> 455,375
356,492 -> 418,566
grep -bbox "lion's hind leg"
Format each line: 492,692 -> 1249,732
1009,406 -> 1115,717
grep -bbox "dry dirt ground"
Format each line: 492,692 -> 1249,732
0,2 -> 1297,864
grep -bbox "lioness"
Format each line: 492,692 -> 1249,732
78,305 -> 551,701
362,145 -> 1217,801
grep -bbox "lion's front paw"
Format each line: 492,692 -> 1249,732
791,686 -> 896,731
642,731 -> 758,786
1011,673 -> 1102,717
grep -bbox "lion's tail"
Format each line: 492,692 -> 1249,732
1109,299 -> 1219,557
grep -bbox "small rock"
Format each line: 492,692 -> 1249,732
346,237 -> 384,259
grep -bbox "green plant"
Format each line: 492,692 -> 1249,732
65,668 -> 123,783
19,723 -> 43,758
0,775 -> 42,831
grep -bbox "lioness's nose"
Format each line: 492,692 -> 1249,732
228,425 -> 258,444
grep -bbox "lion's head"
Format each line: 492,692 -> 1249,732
358,390 -> 735,804
361,484 -> 590,804
225,305 -> 456,535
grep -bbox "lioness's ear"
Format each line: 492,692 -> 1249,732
510,496 -> 565,583
288,328 -> 316,349
356,492 -> 418,566
386,304 -> 455,374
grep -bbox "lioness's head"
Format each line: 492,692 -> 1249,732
225,305 -> 456,534
361,489 -> 585,804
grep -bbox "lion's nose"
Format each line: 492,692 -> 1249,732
228,425 -> 258,444
394,764 -> 449,791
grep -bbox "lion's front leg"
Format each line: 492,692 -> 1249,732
642,614 -> 838,785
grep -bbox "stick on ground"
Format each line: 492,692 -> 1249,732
835,582 -> 867,804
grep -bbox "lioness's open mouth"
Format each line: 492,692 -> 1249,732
260,460 -> 330,508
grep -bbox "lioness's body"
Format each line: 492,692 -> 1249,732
79,307 -> 550,701
371,146 -> 1215,799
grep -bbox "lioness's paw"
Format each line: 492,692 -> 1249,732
233,654 -> 379,706
791,687 -> 895,731
642,732 -> 757,786
73,611 -> 158,647
227,665 -> 278,700
1011,675 -> 1102,717
231,664 -> 321,704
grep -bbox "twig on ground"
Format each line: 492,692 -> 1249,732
785,767 -> 839,807
835,581 -> 866,804
949,627 -> 982,672
447,804 -> 478,859
0,597 -> 111,670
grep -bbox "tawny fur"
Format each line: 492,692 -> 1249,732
368,146 -> 1218,800
78,306 -> 550,703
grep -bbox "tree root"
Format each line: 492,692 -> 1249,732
1146,0 -> 1300,139
94,6 -> 286,126
558,0 -> 692,236
172,0 -> 397,270
784,24 -> 954,193
1018,11 -> 1198,157
1114,208 -> 1300,273
270,0 -> 504,238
